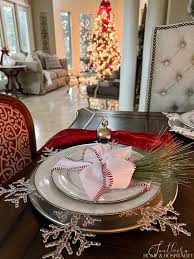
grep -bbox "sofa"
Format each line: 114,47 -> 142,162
12,51 -> 69,95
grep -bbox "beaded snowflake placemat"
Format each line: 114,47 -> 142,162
0,147 -> 191,257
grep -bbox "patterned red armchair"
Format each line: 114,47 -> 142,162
0,95 -> 36,185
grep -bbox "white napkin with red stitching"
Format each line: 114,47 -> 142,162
51,144 -> 136,202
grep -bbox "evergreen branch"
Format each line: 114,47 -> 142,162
134,141 -> 194,185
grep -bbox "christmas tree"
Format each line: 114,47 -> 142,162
88,0 -> 121,78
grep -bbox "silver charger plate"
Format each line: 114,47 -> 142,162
51,144 -> 148,204
29,173 -> 178,233
34,144 -> 161,216
179,111 -> 194,129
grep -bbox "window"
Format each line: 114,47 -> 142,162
0,1 -> 33,54
80,14 -> 92,71
0,16 -> 4,49
0,25 -> 6,85
0,29 -> 3,49
61,12 -> 72,68
18,7 -> 31,52
2,2 -> 19,53
0,36 -> 2,49
80,14 -> 92,59
0,22 -> 4,83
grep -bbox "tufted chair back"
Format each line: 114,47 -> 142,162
146,21 -> 194,112
0,95 -> 36,185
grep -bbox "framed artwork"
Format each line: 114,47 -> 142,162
39,12 -> 50,53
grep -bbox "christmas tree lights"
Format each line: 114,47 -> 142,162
88,0 -> 121,78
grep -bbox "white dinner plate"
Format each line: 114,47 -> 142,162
34,144 -> 161,216
51,145 -> 148,204
52,171 -> 148,203
179,111 -> 194,129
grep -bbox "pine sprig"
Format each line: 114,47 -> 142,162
134,140 -> 194,185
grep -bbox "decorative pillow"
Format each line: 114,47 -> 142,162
60,58 -> 68,69
25,53 -> 34,62
31,51 -> 39,61
11,52 -> 26,62
45,56 -> 62,70
36,51 -> 50,69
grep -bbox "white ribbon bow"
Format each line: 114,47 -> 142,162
51,144 -> 136,202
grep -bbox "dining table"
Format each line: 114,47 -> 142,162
0,108 -> 194,259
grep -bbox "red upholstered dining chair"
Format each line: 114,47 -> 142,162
0,95 -> 36,185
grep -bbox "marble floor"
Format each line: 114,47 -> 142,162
22,86 -> 88,150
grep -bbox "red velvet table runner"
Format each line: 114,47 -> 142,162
38,129 -> 172,154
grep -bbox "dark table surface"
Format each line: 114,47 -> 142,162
1,108 -> 194,259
